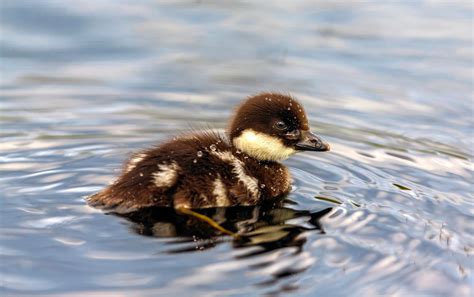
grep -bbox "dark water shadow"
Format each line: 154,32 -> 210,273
110,203 -> 332,291
112,202 -> 332,255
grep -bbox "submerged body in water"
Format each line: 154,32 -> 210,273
115,202 -> 332,253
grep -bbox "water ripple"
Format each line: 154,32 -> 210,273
0,1 -> 472,296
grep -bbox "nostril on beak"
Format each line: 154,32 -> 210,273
310,138 -> 322,148
295,131 -> 329,152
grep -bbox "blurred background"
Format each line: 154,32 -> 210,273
1,1 -> 473,296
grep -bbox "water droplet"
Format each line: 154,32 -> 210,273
193,159 -> 197,163
260,184 -> 266,189
236,150 -> 241,154
289,102 -> 292,106
139,172 -> 144,177
208,173 -> 212,176
287,107 -> 291,110
197,151 -> 203,157
210,144 -> 217,151
244,156 -> 248,159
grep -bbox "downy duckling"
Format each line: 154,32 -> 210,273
88,92 -> 329,213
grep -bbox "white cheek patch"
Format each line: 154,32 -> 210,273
125,153 -> 147,173
152,162 -> 180,188
233,129 -> 296,161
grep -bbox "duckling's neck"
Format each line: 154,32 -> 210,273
231,129 -> 295,162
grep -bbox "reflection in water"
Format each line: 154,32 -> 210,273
114,203 -> 332,255
113,203 -> 332,288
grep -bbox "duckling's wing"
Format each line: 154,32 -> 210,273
87,131 -> 231,213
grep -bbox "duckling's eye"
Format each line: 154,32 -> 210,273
274,121 -> 288,130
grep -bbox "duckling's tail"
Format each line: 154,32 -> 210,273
86,190 -> 132,213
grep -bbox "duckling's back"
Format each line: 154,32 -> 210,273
87,131 -> 290,213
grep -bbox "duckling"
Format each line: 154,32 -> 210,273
88,92 -> 329,213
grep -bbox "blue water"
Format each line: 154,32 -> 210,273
1,1 -> 473,296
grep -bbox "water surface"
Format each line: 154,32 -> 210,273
1,1 -> 473,296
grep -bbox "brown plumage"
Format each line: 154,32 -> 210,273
88,92 -> 330,213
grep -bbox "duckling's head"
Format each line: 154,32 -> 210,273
229,93 -> 330,162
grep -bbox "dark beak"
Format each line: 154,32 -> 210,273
295,130 -> 330,152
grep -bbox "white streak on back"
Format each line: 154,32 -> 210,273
213,176 -> 230,207
125,153 -> 147,173
211,151 -> 260,199
152,162 -> 180,188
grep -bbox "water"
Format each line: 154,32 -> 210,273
1,1 -> 473,296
